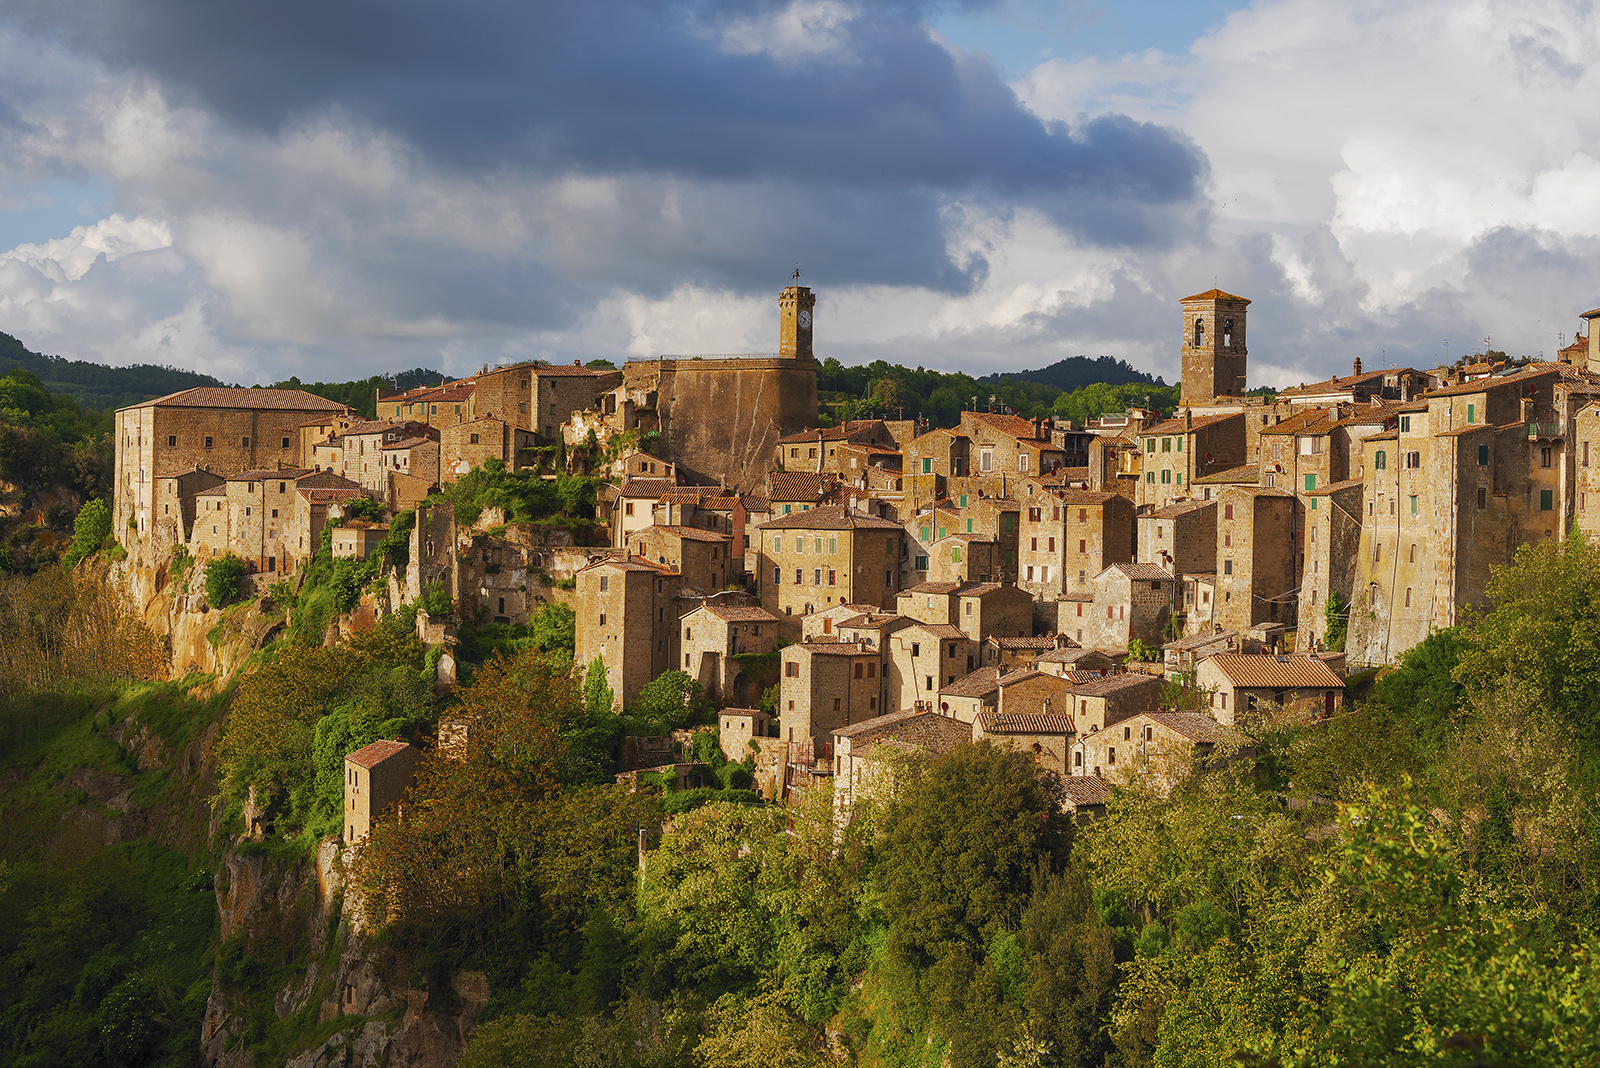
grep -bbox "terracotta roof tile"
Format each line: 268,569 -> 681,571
977,711 -> 1077,734
700,605 -> 781,622
1062,777 -> 1112,805
1073,673 -> 1161,697
1180,288 -> 1251,304
758,504 -> 901,531
940,667 -> 1001,698
1144,411 -> 1243,435
766,471 -> 838,501
1142,711 -> 1244,744
618,478 -> 679,498
346,739 -> 413,769
122,386 -> 348,413
1103,562 -> 1175,582
1203,652 -> 1344,688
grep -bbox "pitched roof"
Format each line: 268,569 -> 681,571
617,478 -> 679,498
1143,411 -> 1244,435
1191,464 -> 1261,485
1180,288 -> 1250,304
1259,408 -> 1343,436
121,386 -> 348,413
382,437 -> 435,450
644,525 -> 731,542
1277,367 -> 1410,398
839,612 -> 909,631
698,605 -> 781,622
231,467 -> 310,481
766,471 -> 837,502
987,636 -> 1060,649
1426,367 -> 1557,397
1038,647 -> 1113,665
902,581 -> 966,595
346,739 -> 413,769
583,554 -> 676,575
1142,711 -> 1243,744
834,710 -> 973,756
940,667 -> 1001,698
967,410 -> 1049,443
1062,777 -> 1112,806
1203,652 -> 1345,688
758,504 -> 902,531
1073,673 -> 1161,697
796,641 -> 878,657
977,711 -> 1077,735
1147,499 -> 1215,518
1102,562 -> 1175,583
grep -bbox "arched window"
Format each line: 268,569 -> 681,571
1375,450 -> 1387,469
1194,319 -> 1205,348
1223,319 -> 1233,347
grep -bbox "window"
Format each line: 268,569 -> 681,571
959,494 -> 968,507
1466,403 -> 1475,424
1162,470 -> 1171,484
1079,539 -> 1086,553
167,435 -> 177,447
598,612 -> 606,625
1162,437 -> 1171,452
1305,474 -> 1316,492
1477,444 -> 1489,466
470,433 -> 479,444
1410,495 -> 1418,514
1374,543 -> 1382,562
1146,472 -> 1155,483
1145,438 -> 1155,453
1108,746 -> 1117,765
1375,450 -> 1387,470
785,661 -> 798,677
1541,489 -> 1554,511
854,663 -> 864,679
813,568 -> 822,585
921,458 -> 932,474
1401,415 -> 1411,432
915,555 -> 928,569
241,436 -> 250,448
1223,559 -> 1233,575
828,569 -> 837,586
795,569 -> 802,584
205,436 -> 213,449
1224,533 -> 1232,547
245,507 -> 252,517
271,508 -> 278,518
1224,503 -> 1234,520
1405,588 -> 1412,607
966,518 -> 973,533
1408,543 -> 1416,563
1077,570 -> 1085,585
1541,447 -> 1553,469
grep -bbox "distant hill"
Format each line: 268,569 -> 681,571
977,355 -> 1163,393
268,369 -> 445,420
0,332 -> 226,412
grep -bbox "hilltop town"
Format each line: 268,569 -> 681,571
106,283 -> 1600,824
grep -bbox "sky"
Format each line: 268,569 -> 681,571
0,0 -> 1596,390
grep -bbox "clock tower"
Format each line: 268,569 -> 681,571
779,284 -> 815,361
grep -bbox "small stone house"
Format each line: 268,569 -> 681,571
974,708 -> 1077,778
1196,652 -> 1345,725
679,603 -> 784,705
331,522 -> 389,560
886,623 -> 977,711
832,709 -> 973,825
937,666 -> 1002,722
1085,563 -> 1175,651
1076,711 -> 1244,788
344,739 -> 421,847
717,707 -> 774,762
1036,647 -> 1119,678
1067,672 -> 1163,733
778,640 -> 887,746
802,602 -> 883,641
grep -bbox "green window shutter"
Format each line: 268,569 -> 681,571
959,494 -> 968,507
920,525 -> 930,541
966,518 -> 973,533
938,526 -> 946,539
1478,444 -> 1489,466
1162,438 -> 1171,452
1466,403 -> 1475,424
922,458 -> 932,474
1310,498 -> 1318,510
1541,489 -> 1553,511
1305,474 -> 1316,492
1175,473 -> 1182,485
1176,437 -> 1183,452
952,547 -> 961,562
1411,495 -> 1419,514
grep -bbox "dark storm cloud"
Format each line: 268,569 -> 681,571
10,0 -> 1205,268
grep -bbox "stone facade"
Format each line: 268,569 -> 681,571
343,740 -> 421,847
1138,499 -> 1216,577
757,506 -> 904,618
1018,489 -> 1135,601
779,641 -> 888,745
1085,563 -> 1175,651
1179,289 -> 1250,403
1196,652 -> 1345,725
679,604 -> 784,706
1214,487 -> 1298,631
1136,412 -> 1247,510
574,557 -> 682,711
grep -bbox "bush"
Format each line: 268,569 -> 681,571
204,554 -> 247,609
62,498 -> 112,569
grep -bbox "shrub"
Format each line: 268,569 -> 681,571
62,498 -> 112,568
204,554 -> 247,609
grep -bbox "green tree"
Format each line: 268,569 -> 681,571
1321,589 -> 1348,652
62,498 -> 111,568
630,670 -> 710,731
530,601 -> 576,658
583,656 -> 615,716
204,554 -> 246,609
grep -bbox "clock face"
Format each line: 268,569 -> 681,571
797,309 -> 812,329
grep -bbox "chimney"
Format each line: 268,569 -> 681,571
574,359 -> 581,366
1354,356 -> 1363,376
1184,408 -> 1193,430
1521,397 -> 1534,425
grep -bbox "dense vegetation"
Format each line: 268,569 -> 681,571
0,332 -> 223,412
265,369 -> 444,420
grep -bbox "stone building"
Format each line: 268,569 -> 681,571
343,739 -> 421,847
474,362 -> 622,438
778,640 -> 888,745
765,471 -> 839,516
757,505 -> 904,618
574,556 -> 683,711
1085,563 -> 1175,651
894,580 -> 1030,636
832,710 -> 973,826
611,477 -> 679,547
957,411 -> 1066,481
144,466 -> 226,559
718,708 -> 775,763
1346,368 -> 1562,665
1075,711 -> 1243,788
776,420 -> 898,473
885,623 -> 976,710
221,468 -> 312,575
331,522 -> 388,560
1018,488 -> 1135,602
1214,487 -> 1298,631
1179,289 -> 1250,404
1138,499 -> 1216,578
678,603 -> 784,705
937,666 -> 1003,722
974,707 -> 1077,777
1136,411 -> 1247,510
625,525 -> 736,593
620,285 -> 818,489
440,418 -> 540,481
1298,479 -> 1364,647
379,437 -> 439,504
114,386 -> 347,552
1066,673 -> 1163,733
801,602 -> 884,641
1196,652 -> 1345,725
341,419 -> 430,495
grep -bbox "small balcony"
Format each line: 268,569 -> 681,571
1528,421 -> 1565,440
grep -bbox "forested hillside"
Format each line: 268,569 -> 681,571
0,333 -> 223,412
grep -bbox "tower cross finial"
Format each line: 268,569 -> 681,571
793,264 -> 801,283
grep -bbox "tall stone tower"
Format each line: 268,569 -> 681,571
1180,289 -> 1250,403
779,284 -> 816,360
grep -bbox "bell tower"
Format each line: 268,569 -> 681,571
779,283 -> 816,361
1180,288 -> 1250,403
